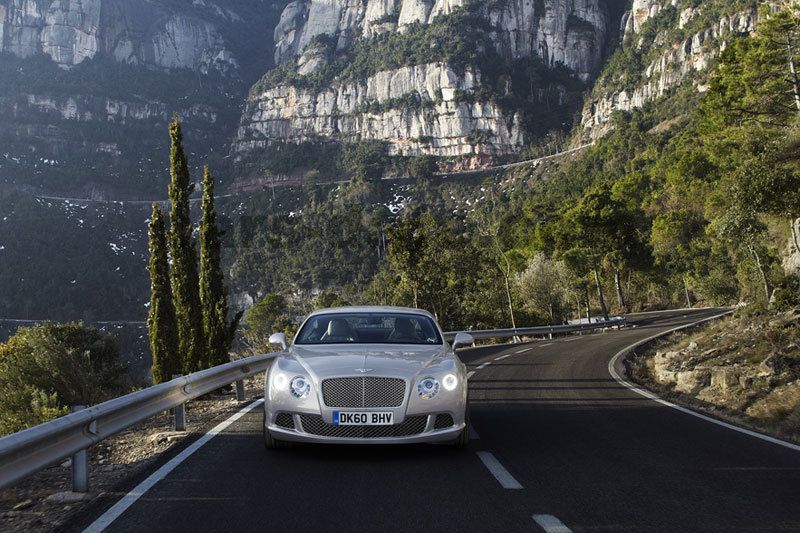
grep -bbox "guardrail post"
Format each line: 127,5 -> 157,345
235,379 -> 245,401
70,405 -> 88,493
172,375 -> 186,432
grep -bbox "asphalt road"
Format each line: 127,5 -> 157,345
70,309 -> 800,532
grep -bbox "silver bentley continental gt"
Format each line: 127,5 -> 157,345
262,306 -> 474,449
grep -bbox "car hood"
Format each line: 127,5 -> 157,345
289,344 -> 447,381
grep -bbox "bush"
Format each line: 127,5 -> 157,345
0,322 -> 127,436
771,275 -> 800,311
242,295 -> 297,352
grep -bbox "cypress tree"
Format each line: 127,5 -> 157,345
199,166 -> 240,367
147,204 -> 179,384
167,116 -> 205,374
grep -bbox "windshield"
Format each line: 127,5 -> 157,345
295,313 -> 443,345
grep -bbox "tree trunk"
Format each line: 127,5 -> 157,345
748,245 -> 772,303
614,270 -> 628,314
683,275 -> 692,309
593,270 -> 609,321
787,42 -> 800,114
626,270 -> 632,306
791,217 -> 800,258
504,272 -> 517,330
584,285 -> 591,323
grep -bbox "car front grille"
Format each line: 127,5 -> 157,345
434,414 -> 454,429
321,377 -> 406,408
299,415 -> 428,438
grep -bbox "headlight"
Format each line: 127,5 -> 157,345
290,376 -> 311,398
442,374 -> 458,391
273,372 -> 288,390
417,376 -> 440,400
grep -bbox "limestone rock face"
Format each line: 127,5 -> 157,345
246,0 -> 610,157
0,0 -> 238,73
582,7 -> 757,139
237,62 -> 523,157
274,0 -> 608,79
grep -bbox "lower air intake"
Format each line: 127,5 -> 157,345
299,415 -> 428,438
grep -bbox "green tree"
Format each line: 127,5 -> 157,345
339,141 -> 389,182
314,291 -> 351,309
167,116 -> 205,374
147,204 -> 180,383
386,211 -> 428,309
243,294 -> 295,352
514,253 -> 574,324
0,323 -> 126,435
200,166 -> 241,368
408,155 -> 438,180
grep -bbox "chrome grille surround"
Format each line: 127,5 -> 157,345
321,377 -> 406,408
298,414 -> 428,438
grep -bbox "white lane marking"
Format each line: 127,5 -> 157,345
608,314 -> 800,453
533,514 -> 572,533
477,362 -> 490,370
565,337 -> 579,342
469,426 -> 480,440
495,354 -> 513,361
467,371 -> 475,379
516,347 -> 534,353
83,399 -> 265,532
540,343 -> 553,347
476,451 -> 523,489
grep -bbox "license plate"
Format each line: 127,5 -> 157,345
333,411 -> 394,426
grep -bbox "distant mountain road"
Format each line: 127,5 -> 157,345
67,308 -> 800,532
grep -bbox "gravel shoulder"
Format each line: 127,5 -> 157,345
0,376 -> 263,532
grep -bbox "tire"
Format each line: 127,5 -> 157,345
263,413 -> 292,450
451,404 -> 470,449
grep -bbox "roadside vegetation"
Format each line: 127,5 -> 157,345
629,306 -> 800,443
0,323 -> 126,435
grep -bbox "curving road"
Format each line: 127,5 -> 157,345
69,309 -> 800,532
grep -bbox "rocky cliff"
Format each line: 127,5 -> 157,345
236,0 -> 615,159
0,0 -> 242,73
582,0 -> 758,139
0,0 -> 285,194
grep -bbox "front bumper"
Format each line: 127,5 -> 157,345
266,413 -> 465,445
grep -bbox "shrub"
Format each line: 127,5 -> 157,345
0,322 -> 127,435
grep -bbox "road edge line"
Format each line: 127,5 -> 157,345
83,399 -> 265,532
607,312 -> 800,453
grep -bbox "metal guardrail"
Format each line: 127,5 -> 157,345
0,353 -> 277,490
0,316 -> 625,491
442,316 -> 626,342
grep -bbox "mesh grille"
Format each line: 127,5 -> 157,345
321,377 -> 406,408
299,415 -> 428,438
275,413 -> 295,429
434,414 -> 454,429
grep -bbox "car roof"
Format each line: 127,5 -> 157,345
306,306 -> 436,320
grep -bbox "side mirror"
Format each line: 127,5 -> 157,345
269,332 -> 288,351
452,332 -> 474,351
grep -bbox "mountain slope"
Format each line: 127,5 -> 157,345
234,0 -> 623,163
0,0 -> 286,196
